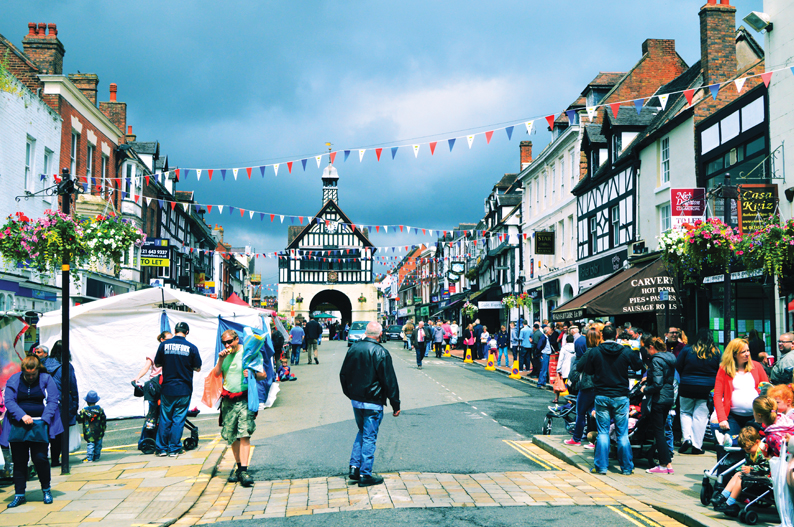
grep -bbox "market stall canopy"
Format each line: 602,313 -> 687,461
225,292 -> 249,306
552,258 -> 680,322
312,313 -> 335,319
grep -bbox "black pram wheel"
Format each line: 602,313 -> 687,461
700,480 -> 712,505
743,509 -> 758,525
139,438 -> 157,455
182,419 -> 199,451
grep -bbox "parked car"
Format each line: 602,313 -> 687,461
347,321 -> 368,347
385,325 -> 403,341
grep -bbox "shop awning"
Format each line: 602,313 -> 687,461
552,258 -> 679,322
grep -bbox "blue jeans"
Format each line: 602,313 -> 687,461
349,407 -> 384,477
498,347 -> 508,367
86,439 -> 103,461
156,394 -> 191,454
425,341 -> 432,357
290,344 -> 301,364
573,388 -> 595,443
594,395 -> 633,474
538,353 -> 551,386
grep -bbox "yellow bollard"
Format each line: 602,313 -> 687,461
442,343 -> 451,357
464,348 -> 473,363
509,359 -> 521,379
485,350 -> 496,371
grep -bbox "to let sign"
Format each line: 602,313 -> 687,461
671,188 -> 706,228
141,239 -> 170,267
738,184 -> 778,233
535,231 -> 555,255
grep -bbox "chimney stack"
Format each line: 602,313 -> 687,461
99,83 -> 127,135
520,141 -> 533,170
22,22 -> 65,75
700,0 -> 737,86
68,73 -> 99,106
125,125 -> 136,142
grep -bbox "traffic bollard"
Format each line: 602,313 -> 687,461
464,348 -> 473,363
509,359 -> 521,379
485,350 -> 496,371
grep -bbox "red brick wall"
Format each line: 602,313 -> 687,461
700,3 -> 737,87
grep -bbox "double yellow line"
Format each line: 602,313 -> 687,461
502,440 -> 560,470
606,505 -> 663,527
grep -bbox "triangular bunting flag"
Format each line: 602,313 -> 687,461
221,169 -> 227,180
391,147 -> 398,159
287,161 -> 293,174
485,130 -> 494,144
273,164 -> 279,176
634,99 -> 644,115
609,103 -> 620,118
218,205 -> 224,214
259,166 -> 266,177
566,109 -> 577,123
145,175 -> 150,186
232,168 -> 239,180
384,225 -> 388,232
208,169 -> 213,181
196,169 -> 202,181
344,150 -> 350,162
429,141 -> 437,155
183,202 -> 190,212
158,199 -> 164,208
761,71 -> 773,88
207,205 -> 213,213
467,135 -> 474,149
239,208 -> 245,217
525,121 -> 534,135
299,216 -> 303,224
683,89 -> 695,106
505,126 -> 514,140
280,215 -> 284,223
194,205 -> 200,213
316,155 -> 322,168
586,106 -> 596,121
375,226 -> 379,233
330,151 -> 337,164
375,148 -> 383,161
249,210 -> 254,219
270,214 -> 275,222
448,138 -> 456,151
246,167 -> 252,179
709,84 -> 720,100
359,149 -> 365,162
413,144 -> 420,157
658,94 -> 669,110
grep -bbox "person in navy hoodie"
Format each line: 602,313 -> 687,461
675,329 -> 721,455
3,355 -> 63,508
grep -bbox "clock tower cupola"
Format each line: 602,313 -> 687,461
322,164 -> 339,206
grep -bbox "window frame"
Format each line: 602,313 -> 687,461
589,216 -> 598,255
611,205 -> 620,247
86,144 -> 94,193
659,203 -> 672,234
70,132 -> 78,176
661,137 -> 670,184
101,155 -> 108,195
25,139 -> 34,193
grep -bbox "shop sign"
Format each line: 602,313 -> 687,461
204,281 -> 216,294
449,284 -> 456,294
535,231 -> 555,255
478,301 -> 502,309
526,287 -> 541,300
578,249 -> 627,282
397,307 -> 408,317
419,306 -> 430,316
552,309 -> 583,322
406,306 -> 415,315
141,239 -> 171,267
441,290 -> 450,299
619,274 -> 678,314
543,279 -> 560,298
413,296 -> 422,303
738,184 -> 778,234
702,268 -> 763,284
431,295 -> 439,302
671,188 -> 706,228
86,278 -> 129,299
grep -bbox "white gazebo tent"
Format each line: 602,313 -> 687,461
38,287 -> 270,419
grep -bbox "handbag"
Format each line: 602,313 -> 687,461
9,420 -> 48,443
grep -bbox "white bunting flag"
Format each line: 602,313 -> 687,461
359,149 -> 366,162
249,210 -> 254,219
413,144 -> 420,157
196,169 -> 202,181
428,230 -> 433,236
183,203 -> 190,212
383,225 -> 388,232
232,168 -> 239,180
525,120 -> 534,135
735,77 -> 746,93
659,94 -> 669,110
280,215 -> 284,223
316,156 -> 322,168
145,197 -> 152,206
218,205 -> 224,214
586,107 -> 596,122
467,135 -> 475,149
273,164 -> 279,176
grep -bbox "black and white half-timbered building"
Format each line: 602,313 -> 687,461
573,106 -> 656,290
277,165 -> 378,325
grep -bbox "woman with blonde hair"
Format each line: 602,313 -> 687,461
713,338 -> 768,440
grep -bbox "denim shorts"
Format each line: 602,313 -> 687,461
220,398 -> 256,444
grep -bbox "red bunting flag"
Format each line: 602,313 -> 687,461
145,175 -> 150,185
287,161 -> 293,174
240,208 -> 245,217
376,148 -> 383,161
375,226 -> 380,232
134,194 -> 140,203
325,220 -> 330,227
683,89 -> 695,106
523,233 -> 528,240
443,231 -> 447,237
246,167 -> 252,179
761,71 -> 773,88
299,216 -> 303,224
175,168 -> 179,181
351,224 -> 356,231
422,229 -> 426,235
609,103 -> 620,118
171,201 -> 177,210
270,214 -> 275,222
545,114 -> 556,130
208,169 -> 213,181
330,151 -> 337,164
429,142 -> 437,155
399,225 -> 403,232
207,205 -> 213,213
485,131 -> 494,144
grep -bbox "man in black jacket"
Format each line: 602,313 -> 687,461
582,325 -> 642,475
305,318 -> 323,365
340,322 -> 400,487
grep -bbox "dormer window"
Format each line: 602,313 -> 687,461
612,133 -> 622,161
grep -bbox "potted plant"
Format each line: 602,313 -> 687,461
358,294 -> 367,303
462,300 -> 478,319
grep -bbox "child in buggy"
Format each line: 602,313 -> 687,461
712,425 -> 770,517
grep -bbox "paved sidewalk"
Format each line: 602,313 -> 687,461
0,436 -> 224,527
532,435 -> 781,527
446,347 -> 548,384
172,440 -> 685,525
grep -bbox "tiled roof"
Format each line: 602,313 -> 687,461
128,141 -> 158,155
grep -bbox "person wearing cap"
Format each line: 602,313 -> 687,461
154,322 -> 202,457
76,391 -> 106,463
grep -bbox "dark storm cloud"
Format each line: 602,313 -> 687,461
2,0 -> 763,281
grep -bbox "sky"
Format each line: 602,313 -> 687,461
2,0 -> 764,293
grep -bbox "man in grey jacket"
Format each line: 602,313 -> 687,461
770,332 -> 794,385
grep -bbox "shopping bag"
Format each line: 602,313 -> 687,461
771,454 -> 794,527
202,370 -> 223,408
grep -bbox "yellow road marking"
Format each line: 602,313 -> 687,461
71,434 -> 222,454
502,440 -> 559,470
607,505 -> 647,527
620,506 -> 663,527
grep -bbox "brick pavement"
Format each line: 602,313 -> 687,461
0,435 -> 224,527
172,441 -> 686,525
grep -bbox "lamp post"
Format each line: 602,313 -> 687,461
57,167 -> 78,475
721,174 -> 738,347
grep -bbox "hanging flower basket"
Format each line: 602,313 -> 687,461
462,301 -> 478,319
358,295 -> 367,303
0,210 -> 145,276
734,217 -> 794,279
659,218 -> 737,283
295,295 -> 304,303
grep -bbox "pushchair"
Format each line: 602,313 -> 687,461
699,445 -> 746,506
732,473 -> 776,525
541,395 -> 577,436
133,380 -> 200,454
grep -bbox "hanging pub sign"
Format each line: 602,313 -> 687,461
737,184 -> 778,234
535,231 -> 555,255
671,188 -> 706,229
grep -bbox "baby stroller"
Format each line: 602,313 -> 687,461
732,473 -> 776,525
541,395 -> 577,436
133,380 -> 200,454
700,445 -> 746,506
